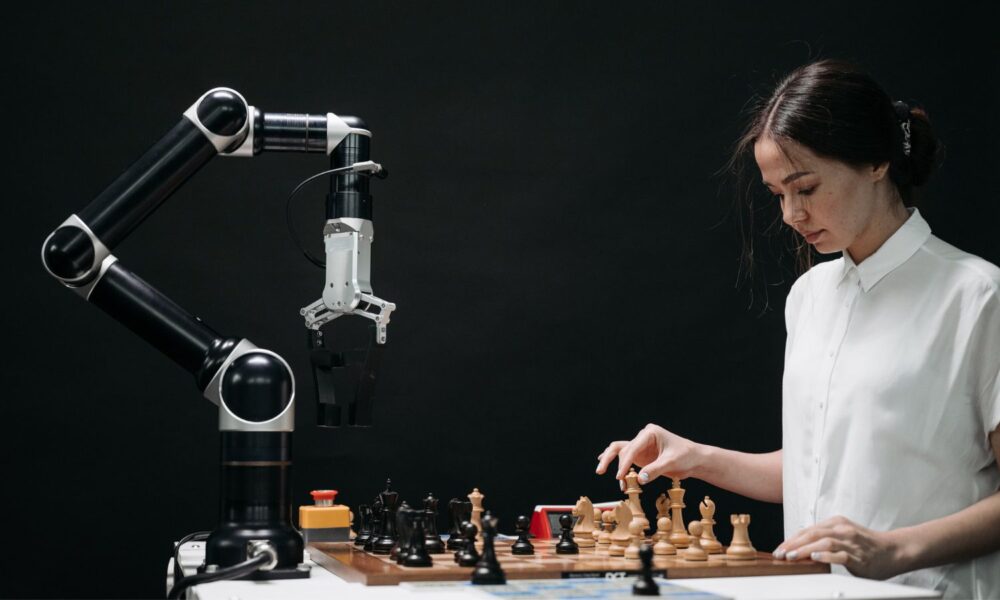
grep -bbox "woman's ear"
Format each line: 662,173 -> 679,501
871,161 -> 890,182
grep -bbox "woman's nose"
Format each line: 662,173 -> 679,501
782,198 -> 806,226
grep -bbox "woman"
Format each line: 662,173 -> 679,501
596,59 -> 1000,598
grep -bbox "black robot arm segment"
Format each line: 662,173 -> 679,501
40,87 -> 350,418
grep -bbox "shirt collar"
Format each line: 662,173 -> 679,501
838,207 -> 932,292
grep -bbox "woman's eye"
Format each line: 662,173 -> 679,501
799,186 -> 817,196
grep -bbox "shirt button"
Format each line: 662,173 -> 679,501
814,457 -> 820,465
819,402 -> 824,409
828,351 -> 834,358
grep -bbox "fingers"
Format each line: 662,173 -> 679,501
595,441 -> 627,475
789,537 -> 859,565
637,452 -> 674,484
774,527 -> 834,559
615,429 -> 652,480
808,550 -> 851,565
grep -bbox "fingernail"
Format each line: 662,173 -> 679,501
639,471 -> 650,483
810,552 -> 820,561
772,549 -> 785,559
786,550 -> 798,561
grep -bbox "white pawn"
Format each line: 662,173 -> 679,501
682,521 -> 708,561
625,520 -> 643,559
653,516 -> 676,556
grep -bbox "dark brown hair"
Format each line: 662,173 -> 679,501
723,59 -> 943,304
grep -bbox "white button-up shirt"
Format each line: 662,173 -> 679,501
782,208 -> 1000,599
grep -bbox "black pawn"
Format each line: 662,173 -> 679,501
632,543 -> 660,596
447,498 -> 472,551
511,515 -> 534,555
555,513 -> 579,554
471,511 -> 506,585
364,498 -> 383,552
403,514 -> 433,567
455,521 -> 480,566
423,493 -> 446,554
354,504 -> 372,547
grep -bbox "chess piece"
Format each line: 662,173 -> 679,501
391,501 -> 413,562
423,493 -> 445,554
653,516 -> 676,555
632,543 -> 660,596
455,521 -> 480,566
667,478 -> 691,548
572,496 -> 596,548
403,513 -> 434,567
511,515 -> 534,555
726,514 -> 756,561
468,488 -> 484,541
699,497 -> 723,554
598,510 -> 614,547
624,519 -> 643,559
471,511 -> 506,585
625,468 -> 650,533
447,498 -> 472,550
592,507 -> 604,543
556,513 -> 579,554
609,502 -> 632,557
364,497 -> 383,551
354,503 -> 372,547
682,521 -> 708,561
373,480 -> 400,554
654,493 -> 668,541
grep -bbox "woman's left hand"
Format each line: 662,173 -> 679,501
773,515 -> 905,580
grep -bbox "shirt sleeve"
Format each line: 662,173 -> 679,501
969,282 -> 1000,440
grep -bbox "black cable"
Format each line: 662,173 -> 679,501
171,531 -> 210,592
285,163 -> 386,269
167,553 -> 270,599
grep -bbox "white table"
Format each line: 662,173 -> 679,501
169,541 -> 941,600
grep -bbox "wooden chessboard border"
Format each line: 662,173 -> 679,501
307,540 -> 830,586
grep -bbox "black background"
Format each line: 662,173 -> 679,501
3,2 -> 997,598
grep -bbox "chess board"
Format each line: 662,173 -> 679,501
307,539 -> 829,586
401,578 -> 730,599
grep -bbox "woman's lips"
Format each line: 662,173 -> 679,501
805,230 -> 823,243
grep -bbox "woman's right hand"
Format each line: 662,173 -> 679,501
595,423 -> 705,489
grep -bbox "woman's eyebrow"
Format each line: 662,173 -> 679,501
762,171 -> 814,187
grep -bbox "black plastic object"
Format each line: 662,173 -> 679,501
511,515 -> 535,555
309,327 -> 383,427
471,512 -> 506,585
555,513 -> 579,554
220,352 -> 293,422
327,117 -> 372,221
205,432 -> 306,578
632,544 -> 660,596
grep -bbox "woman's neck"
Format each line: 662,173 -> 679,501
846,200 -> 910,265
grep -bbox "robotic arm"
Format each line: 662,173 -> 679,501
41,88 -> 393,580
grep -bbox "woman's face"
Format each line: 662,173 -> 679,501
753,135 -> 892,261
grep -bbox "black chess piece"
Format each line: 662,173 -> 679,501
555,513 -> 579,554
455,521 -> 480,566
354,503 -> 372,547
447,498 -> 472,551
373,479 -> 400,554
511,515 -> 534,555
403,513 -> 434,567
471,511 -> 506,585
632,543 -> 660,596
423,493 -> 446,554
391,502 -> 412,563
364,498 -> 383,552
